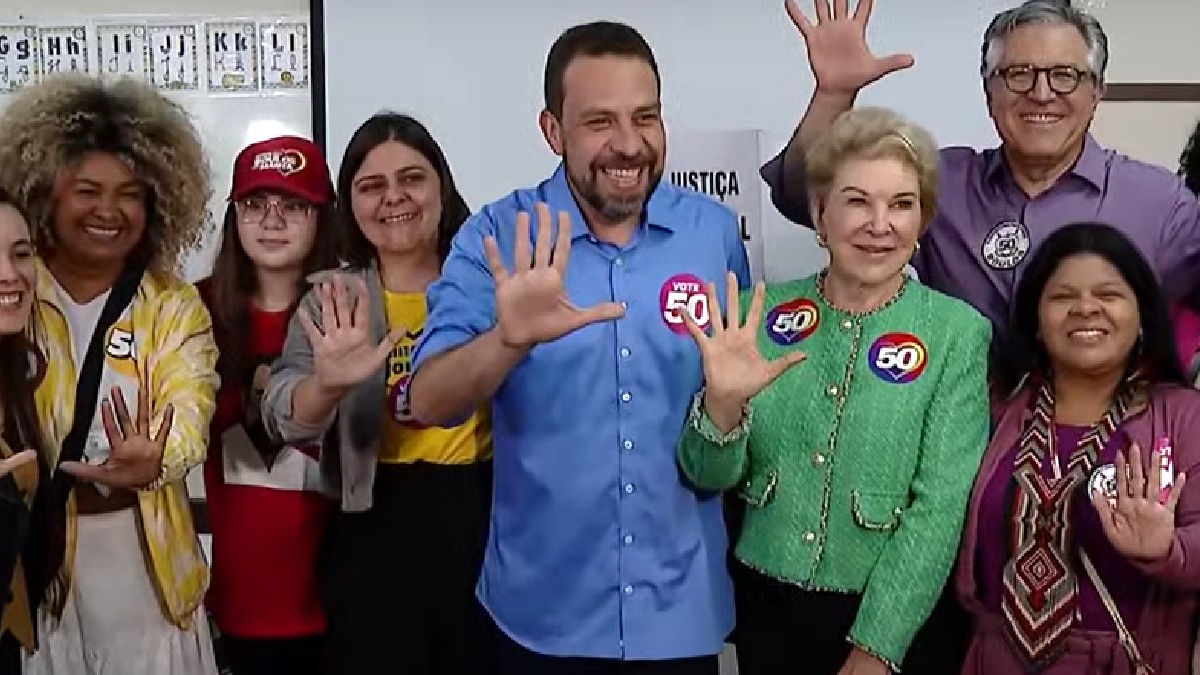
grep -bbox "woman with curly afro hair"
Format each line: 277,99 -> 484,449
0,74 -> 220,674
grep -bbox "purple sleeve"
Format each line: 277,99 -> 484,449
1157,184 -> 1200,306
760,149 -> 815,229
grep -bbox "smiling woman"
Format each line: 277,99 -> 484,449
0,74 -> 220,675
676,106 -> 993,675
957,223 -> 1200,675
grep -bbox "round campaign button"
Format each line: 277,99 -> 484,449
389,374 -> 428,430
659,273 -> 711,336
981,220 -> 1031,270
1088,463 -> 1118,507
764,298 -> 819,346
866,332 -> 928,384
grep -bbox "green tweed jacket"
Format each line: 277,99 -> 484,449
678,273 -> 991,669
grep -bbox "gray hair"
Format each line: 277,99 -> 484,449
980,0 -> 1109,82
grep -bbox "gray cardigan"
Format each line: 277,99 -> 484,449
261,265 -> 388,512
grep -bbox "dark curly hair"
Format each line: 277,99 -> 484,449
0,74 -> 211,276
1180,117 -> 1200,195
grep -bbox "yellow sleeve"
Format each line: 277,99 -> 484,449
144,283 -> 219,488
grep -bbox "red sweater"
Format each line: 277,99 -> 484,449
199,281 -> 333,638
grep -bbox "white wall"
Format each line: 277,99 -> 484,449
1087,0 -> 1200,172
321,0 -> 1014,284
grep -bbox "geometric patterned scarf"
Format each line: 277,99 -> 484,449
1000,380 -> 1134,669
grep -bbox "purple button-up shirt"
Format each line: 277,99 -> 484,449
762,135 -> 1200,365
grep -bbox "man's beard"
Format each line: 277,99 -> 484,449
566,154 -> 662,225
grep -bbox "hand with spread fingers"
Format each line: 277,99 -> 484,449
300,275 -> 407,394
785,0 -> 914,96
0,450 -> 36,479
683,272 -> 807,428
60,384 -> 174,490
1091,441 -> 1188,563
484,201 -> 625,349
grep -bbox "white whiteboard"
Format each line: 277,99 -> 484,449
320,0 -> 1013,283
0,11 -> 314,283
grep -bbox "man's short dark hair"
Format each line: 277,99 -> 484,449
543,21 -> 661,119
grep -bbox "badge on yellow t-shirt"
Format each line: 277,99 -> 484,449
379,291 -> 491,464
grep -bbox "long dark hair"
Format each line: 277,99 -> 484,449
0,188 -> 46,458
1003,221 -> 1185,394
336,113 -> 470,269
1179,117 -> 1200,195
0,188 -> 54,606
205,189 -> 340,384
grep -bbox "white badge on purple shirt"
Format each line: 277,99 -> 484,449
981,220 -> 1031,270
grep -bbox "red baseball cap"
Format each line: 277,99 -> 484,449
229,135 -> 333,205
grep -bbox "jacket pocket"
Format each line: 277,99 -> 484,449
850,490 -> 906,532
738,465 -> 778,508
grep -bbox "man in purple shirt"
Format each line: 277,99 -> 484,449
763,0 -> 1200,379
754,0 -> 1200,673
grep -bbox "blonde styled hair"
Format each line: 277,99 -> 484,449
805,106 -> 939,230
0,74 -> 211,276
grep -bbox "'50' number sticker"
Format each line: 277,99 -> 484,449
867,332 -> 927,384
659,273 -> 711,335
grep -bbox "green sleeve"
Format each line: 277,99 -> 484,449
847,315 -> 992,670
676,390 -> 753,492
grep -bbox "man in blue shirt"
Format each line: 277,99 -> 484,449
408,20 -> 749,675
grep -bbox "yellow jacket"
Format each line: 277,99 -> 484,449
32,260 -> 218,628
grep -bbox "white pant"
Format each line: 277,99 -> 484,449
22,508 -> 217,675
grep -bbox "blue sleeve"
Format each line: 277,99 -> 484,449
760,150 -> 815,230
725,209 -> 753,289
411,210 -> 499,373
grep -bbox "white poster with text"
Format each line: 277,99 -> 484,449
665,129 -> 765,282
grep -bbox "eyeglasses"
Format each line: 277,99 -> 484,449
992,65 -> 1093,95
236,196 -> 313,224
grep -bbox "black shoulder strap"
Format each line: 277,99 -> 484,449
51,263 -> 146,496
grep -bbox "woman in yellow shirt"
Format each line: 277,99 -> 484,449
263,113 -> 493,674
0,75 -> 219,675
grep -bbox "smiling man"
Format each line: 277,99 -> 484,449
407,20 -> 748,675
763,0 -> 1200,383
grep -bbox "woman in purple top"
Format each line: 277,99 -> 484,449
956,222 -> 1200,674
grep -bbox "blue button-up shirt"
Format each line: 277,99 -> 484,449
412,164 -> 749,660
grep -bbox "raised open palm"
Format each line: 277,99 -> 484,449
786,0 -> 914,95
683,272 -> 807,405
299,275 -> 405,393
60,383 -> 173,490
1092,442 -> 1187,563
484,202 -> 625,349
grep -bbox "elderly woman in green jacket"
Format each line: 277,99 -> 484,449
678,107 -> 992,675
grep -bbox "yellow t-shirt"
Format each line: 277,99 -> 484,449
380,290 -> 492,464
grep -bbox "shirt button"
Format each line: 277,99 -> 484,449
622,439 -> 634,451
826,385 -> 839,397
812,453 -> 827,466
803,531 -> 816,543
841,319 -> 853,330
620,347 -> 631,358
615,258 -> 624,267
624,585 -> 634,595
621,392 -> 632,403
623,534 -> 634,545
625,484 -> 635,494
